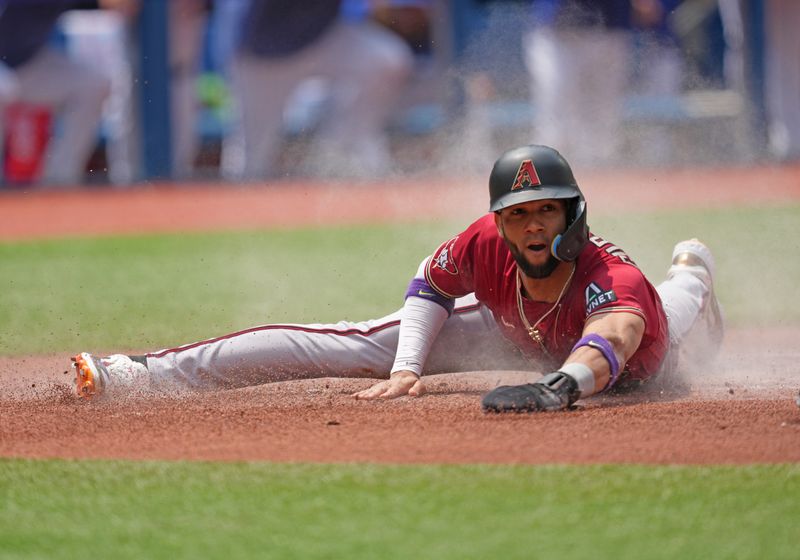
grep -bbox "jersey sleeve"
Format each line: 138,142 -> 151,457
582,262 -> 658,326
423,217 -> 488,298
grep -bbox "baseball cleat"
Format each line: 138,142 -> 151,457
72,352 -> 109,398
71,353 -> 149,398
669,238 -> 725,355
670,238 -> 716,282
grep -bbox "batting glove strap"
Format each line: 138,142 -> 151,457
482,372 -> 579,413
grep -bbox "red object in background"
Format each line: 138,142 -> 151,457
3,103 -> 51,185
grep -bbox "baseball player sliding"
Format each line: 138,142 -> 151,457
73,145 -> 724,412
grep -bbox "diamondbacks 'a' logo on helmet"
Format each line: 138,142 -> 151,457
511,159 -> 541,191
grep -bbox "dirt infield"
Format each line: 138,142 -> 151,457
2,165 -> 800,464
2,164 -> 800,240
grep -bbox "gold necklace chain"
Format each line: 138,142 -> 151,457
515,263 -> 576,356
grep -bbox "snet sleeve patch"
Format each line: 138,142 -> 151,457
585,282 -> 618,314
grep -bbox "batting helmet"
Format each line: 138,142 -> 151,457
488,145 -> 588,262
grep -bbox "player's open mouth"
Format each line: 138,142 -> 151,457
527,243 -> 547,253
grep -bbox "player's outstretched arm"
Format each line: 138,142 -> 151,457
563,311 -> 645,392
352,255 -> 456,400
352,370 -> 424,400
482,311 -> 645,412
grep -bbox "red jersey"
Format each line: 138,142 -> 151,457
424,214 -> 669,381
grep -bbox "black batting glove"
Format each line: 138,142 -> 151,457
482,371 -> 579,413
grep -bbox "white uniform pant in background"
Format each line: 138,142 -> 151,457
0,47 -> 109,185
0,62 -> 19,102
764,0 -> 800,161
145,295 -> 529,391
60,10 -> 138,185
524,28 -> 628,167
0,61 -> 21,181
168,0 -> 208,178
62,4 -> 208,183
222,20 -> 413,180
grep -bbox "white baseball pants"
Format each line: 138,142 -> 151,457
144,294 -> 529,391
142,269 -> 708,391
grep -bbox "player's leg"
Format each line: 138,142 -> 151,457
525,27 -> 627,166
144,295 -> 519,388
0,61 -> 18,103
0,61 -> 21,183
224,53 -> 302,180
570,28 -> 627,165
14,47 -> 110,185
143,311 -> 407,392
524,28 -> 574,156
73,295 -> 524,398
656,239 -> 724,369
306,19 -> 413,176
169,0 -> 207,178
74,312 -> 413,398
764,0 -> 800,160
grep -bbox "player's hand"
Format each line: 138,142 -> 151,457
352,370 -> 424,400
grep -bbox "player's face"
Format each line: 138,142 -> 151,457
494,199 -> 568,279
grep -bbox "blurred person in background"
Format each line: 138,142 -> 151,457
763,0 -> 800,162
62,0 -> 212,182
221,0 -> 421,180
0,60 -> 19,183
524,0 -> 684,167
717,0 -> 745,94
719,0 -> 800,162
0,0 -> 136,186
523,0 -> 635,167
628,0 -> 684,164
168,0 -> 212,179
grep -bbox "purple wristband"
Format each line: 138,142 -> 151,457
405,278 -> 455,315
571,333 -> 621,390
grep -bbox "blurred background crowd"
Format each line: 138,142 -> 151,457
0,0 -> 797,188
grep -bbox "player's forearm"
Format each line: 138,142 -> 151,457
390,257 -> 455,375
562,312 -> 645,396
391,295 -> 449,376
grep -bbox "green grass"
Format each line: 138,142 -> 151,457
1,204 -> 798,356
0,222 -> 456,355
591,203 -> 800,326
1,459 -> 798,560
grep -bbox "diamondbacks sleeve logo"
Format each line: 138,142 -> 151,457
432,236 -> 459,275
511,159 -> 542,190
585,282 -> 618,314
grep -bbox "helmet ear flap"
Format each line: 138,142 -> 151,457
551,200 -> 588,261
